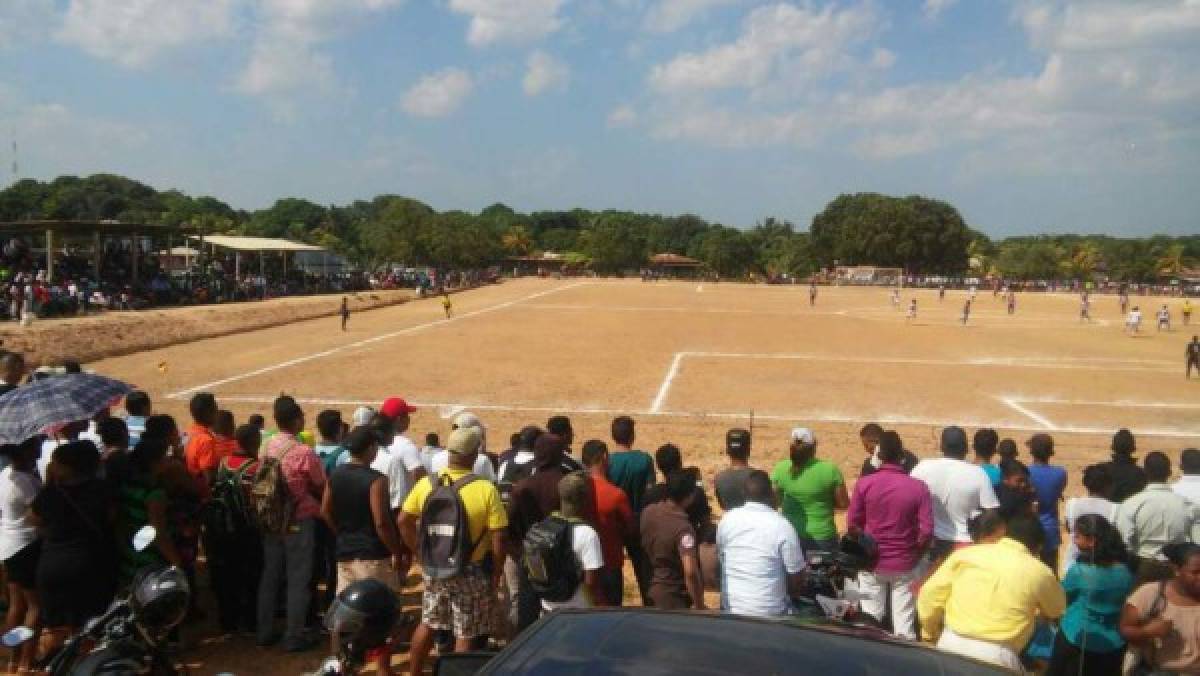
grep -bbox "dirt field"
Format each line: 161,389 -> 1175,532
79,278 -> 1199,674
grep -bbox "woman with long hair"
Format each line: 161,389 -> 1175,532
1047,514 -> 1132,676
1120,542 -> 1200,674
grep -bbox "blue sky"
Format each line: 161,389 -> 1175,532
1,0 -> 1198,236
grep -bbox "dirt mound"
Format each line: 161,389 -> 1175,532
0,290 -> 412,366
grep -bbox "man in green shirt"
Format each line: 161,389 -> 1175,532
770,427 -> 848,551
607,415 -> 656,604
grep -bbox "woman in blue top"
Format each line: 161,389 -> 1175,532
1046,514 -> 1134,676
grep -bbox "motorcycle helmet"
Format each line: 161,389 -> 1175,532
836,532 -> 880,573
130,565 -> 190,633
325,579 -> 398,654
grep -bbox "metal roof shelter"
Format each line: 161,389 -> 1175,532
187,235 -> 324,252
0,219 -> 195,285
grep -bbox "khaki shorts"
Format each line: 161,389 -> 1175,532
421,569 -> 496,639
336,558 -> 402,596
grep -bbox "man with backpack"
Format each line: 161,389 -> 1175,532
507,433 -> 572,632
255,396 -> 327,653
497,426 -> 542,628
524,472 -> 604,613
209,424 -> 264,635
400,425 -> 507,676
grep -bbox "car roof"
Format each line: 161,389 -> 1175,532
481,609 -> 1010,676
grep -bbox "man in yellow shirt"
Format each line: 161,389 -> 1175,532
918,515 -> 1065,671
400,426 -> 507,676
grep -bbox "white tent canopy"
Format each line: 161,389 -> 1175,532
186,235 -> 325,253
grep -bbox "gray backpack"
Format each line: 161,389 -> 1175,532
418,473 -> 485,579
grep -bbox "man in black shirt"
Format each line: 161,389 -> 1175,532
859,422 -> 917,477
1188,335 -> 1200,379
1096,428 -> 1146,503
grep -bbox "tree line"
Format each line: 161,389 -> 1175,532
0,174 -> 1195,282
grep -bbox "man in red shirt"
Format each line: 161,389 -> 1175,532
184,393 -> 220,495
582,440 -> 635,606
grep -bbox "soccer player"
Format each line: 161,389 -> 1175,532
891,288 -> 900,309
961,299 -> 971,325
907,298 -> 918,321
809,283 -> 818,307
1119,291 -> 1129,316
1183,299 -> 1193,327
441,292 -> 453,319
339,297 -> 350,332
969,285 -> 978,302
938,285 -> 946,302
1188,336 -> 1200,379
1006,291 -> 1016,316
1080,293 -> 1091,323
1157,304 -> 1171,332
1126,306 -> 1142,335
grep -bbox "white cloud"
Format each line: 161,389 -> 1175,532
0,0 -> 55,47
643,0 -> 741,33
607,104 -> 638,128
56,0 -> 239,68
922,0 -> 957,20
237,0 -> 404,96
401,68 -> 475,117
648,3 -> 879,93
870,47 -> 896,69
448,0 -> 566,47
1021,0 -> 1200,51
523,51 -> 571,96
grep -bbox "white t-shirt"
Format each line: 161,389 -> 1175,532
372,435 -> 424,508
717,502 -> 806,617
911,457 -> 1000,543
430,451 -> 497,484
541,523 -> 604,612
38,438 -> 63,482
0,467 -> 41,561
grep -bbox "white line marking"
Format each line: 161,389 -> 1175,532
676,351 -> 1173,372
1000,396 -> 1056,430
650,352 -> 685,414
211,394 -> 1200,438
168,282 -> 589,399
1006,396 -> 1200,409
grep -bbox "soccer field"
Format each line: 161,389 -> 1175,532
94,277 -> 1198,488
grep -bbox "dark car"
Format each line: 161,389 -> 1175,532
435,609 -> 1011,676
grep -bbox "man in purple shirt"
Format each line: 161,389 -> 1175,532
847,430 -> 933,640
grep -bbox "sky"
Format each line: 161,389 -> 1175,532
1,0 -> 1198,237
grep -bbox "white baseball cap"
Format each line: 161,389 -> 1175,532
351,406 -> 376,427
790,427 -> 816,445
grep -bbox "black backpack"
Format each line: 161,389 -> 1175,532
497,459 -> 535,510
204,458 -> 254,540
522,515 -> 581,603
418,473 -> 484,580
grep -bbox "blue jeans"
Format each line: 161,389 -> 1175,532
258,518 -> 315,647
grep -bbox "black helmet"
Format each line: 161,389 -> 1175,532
325,579 -> 398,654
836,532 -> 879,573
130,566 -> 190,634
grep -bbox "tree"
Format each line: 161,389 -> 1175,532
746,218 -> 815,277
1157,243 -> 1188,279
810,193 -> 971,273
501,225 -> 534,256
689,225 -> 756,278
579,212 -> 648,273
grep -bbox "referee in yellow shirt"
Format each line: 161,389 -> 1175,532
918,515 -> 1066,671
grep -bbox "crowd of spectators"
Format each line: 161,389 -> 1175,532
1,358 -> 1200,674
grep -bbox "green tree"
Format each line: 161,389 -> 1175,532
810,193 -> 971,273
579,212 -> 649,273
689,225 -> 755,278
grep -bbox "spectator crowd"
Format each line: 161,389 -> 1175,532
0,353 -> 1199,674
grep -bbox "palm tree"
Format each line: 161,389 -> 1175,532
501,225 -> 534,256
1157,244 -> 1188,279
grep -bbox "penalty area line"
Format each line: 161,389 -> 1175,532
649,352 -> 685,414
999,396 -> 1056,430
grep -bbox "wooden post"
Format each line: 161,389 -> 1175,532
93,230 -> 102,279
131,232 -> 139,287
45,228 -> 55,282
259,251 -> 266,299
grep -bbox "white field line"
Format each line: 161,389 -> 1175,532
649,352 -> 685,414
167,281 -> 589,399
675,351 -> 1175,373
1000,396 -> 1056,430
212,394 -> 1200,439
1007,396 -> 1200,409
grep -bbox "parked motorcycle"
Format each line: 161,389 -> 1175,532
3,526 -> 191,675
